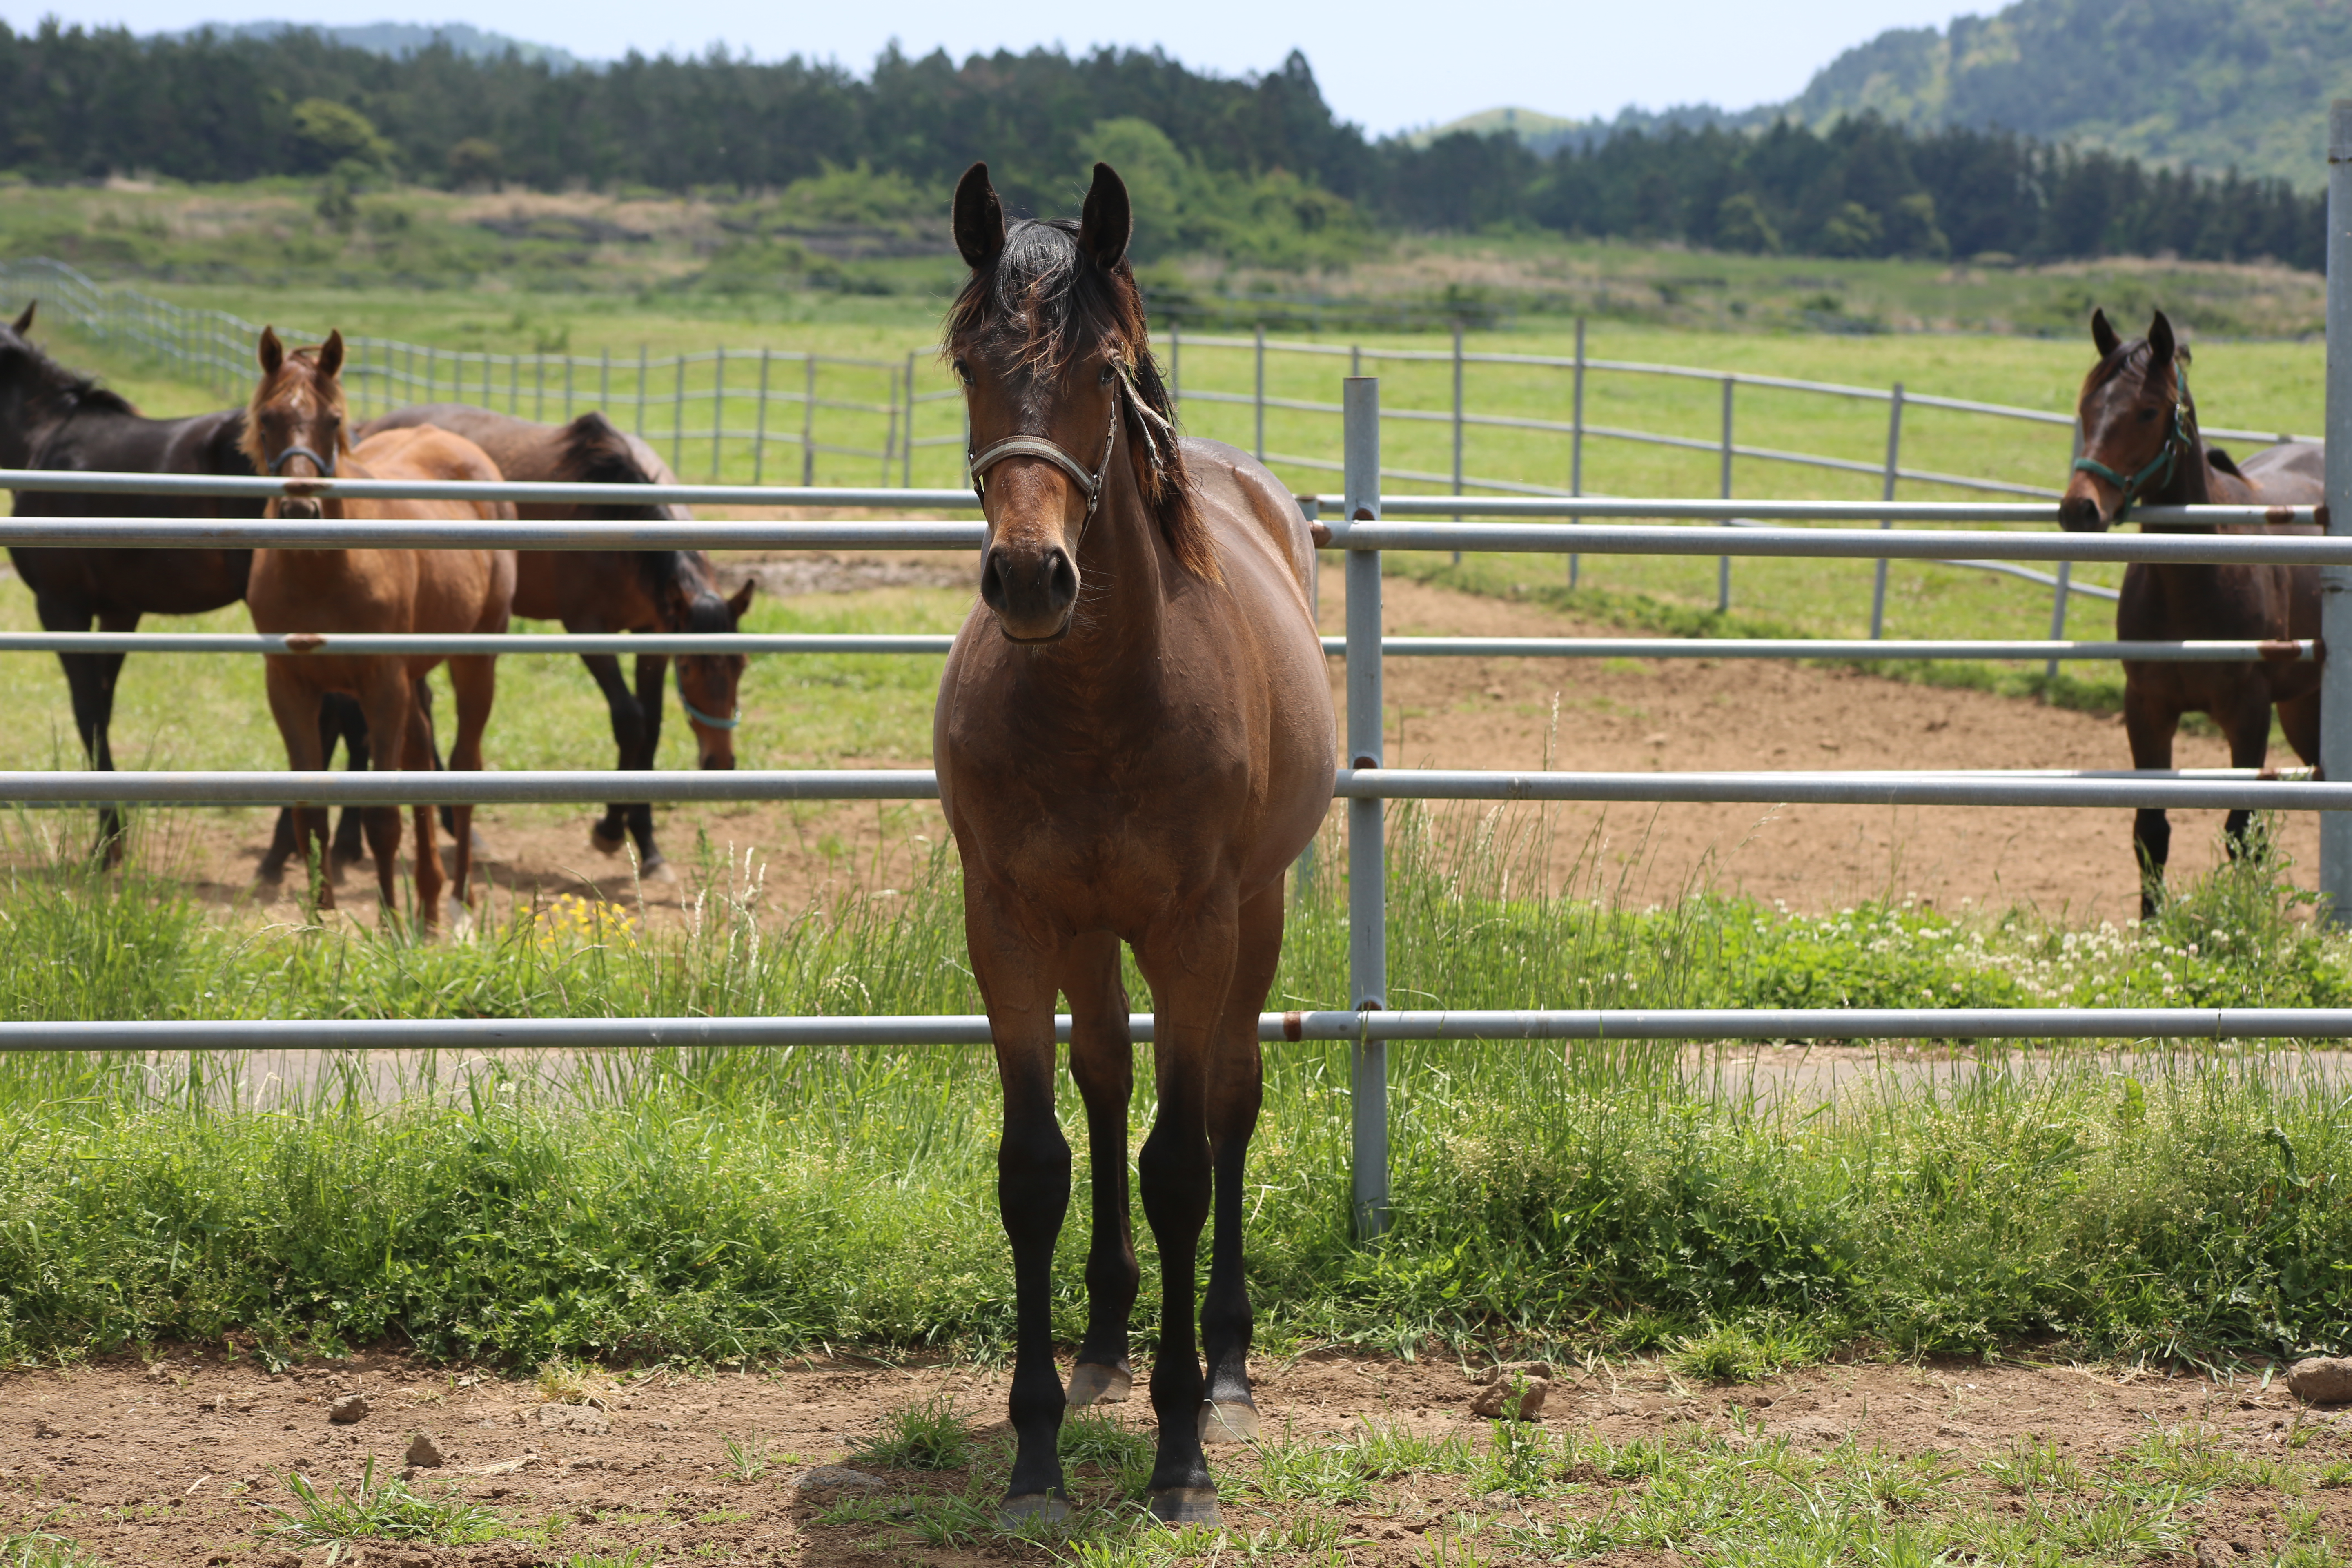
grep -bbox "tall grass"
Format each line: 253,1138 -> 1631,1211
0,807 -> 2346,1368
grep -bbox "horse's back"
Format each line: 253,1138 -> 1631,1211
1178,438 -> 1317,605
2236,440 -> 2325,501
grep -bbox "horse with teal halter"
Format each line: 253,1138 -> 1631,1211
2058,306 -> 2325,917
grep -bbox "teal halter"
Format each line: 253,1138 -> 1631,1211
2073,372 -> 2192,522
675,663 -> 740,730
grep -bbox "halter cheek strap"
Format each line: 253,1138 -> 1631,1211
269,444 -> 338,479
967,385 -> 1125,537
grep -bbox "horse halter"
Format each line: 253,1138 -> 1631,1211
2073,370 -> 2189,522
967,385 -> 1123,538
675,662 -> 740,730
269,443 -> 338,479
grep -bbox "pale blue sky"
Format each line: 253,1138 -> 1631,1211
1,0 -> 1978,135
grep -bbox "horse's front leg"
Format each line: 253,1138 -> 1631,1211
1200,880 -> 1282,1446
967,887 -> 1074,1524
1062,929 -> 1139,1408
2212,678 -> 2279,863
2123,674 -> 2179,919
577,650 -> 646,859
1134,895 -> 1242,1526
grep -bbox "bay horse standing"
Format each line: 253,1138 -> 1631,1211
243,329 -> 516,927
935,163 -> 1334,1527
0,301 -> 260,860
359,403 -> 752,874
2059,307 -> 2324,915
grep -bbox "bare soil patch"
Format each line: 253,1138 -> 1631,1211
3,1348 -> 2345,1566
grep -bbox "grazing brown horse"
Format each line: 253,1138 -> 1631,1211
359,403 -> 753,873
0,301 -> 261,858
935,163 -> 1334,1527
243,329 -> 517,926
2059,307 -> 2324,915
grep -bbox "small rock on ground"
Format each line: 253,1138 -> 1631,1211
796,1466 -> 887,1495
2288,1357 -> 2352,1404
327,1394 -> 370,1424
1470,1377 -> 1550,1420
405,1432 -> 445,1467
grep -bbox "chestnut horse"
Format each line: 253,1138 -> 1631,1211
242,329 -> 516,926
0,301 -> 261,859
359,403 -> 753,873
2059,307 -> 2324,915
935,163 -> 1334,1527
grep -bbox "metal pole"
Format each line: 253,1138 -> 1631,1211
711,345 -> 725,483
534,353 -> 545,422
1342,376 -> 1388,1242
599,347 -> 609,416
1570,316 -> 1585,589
564,353 -> 574,421
2047,419 -> 2083,682
753,349 -> 771,486
1254,326 -> 1267,462
801,355 -> 817,487
2322,98 -> 2352,925
904,351 -> 917,488
425,345 -> 435,403
1718,376 -> 1734,612
671,355 -> 686,473
1169,323 -> 1181,411
508,353 -> 518,414
1870,383 -> 1905,638
635,345 -> 648,438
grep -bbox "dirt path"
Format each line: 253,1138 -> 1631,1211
2,1348 -> 2343,1566
68,565 -> 2297,928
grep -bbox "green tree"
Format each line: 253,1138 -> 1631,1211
1715,191 -> 1781,253
291,98 -> 394,175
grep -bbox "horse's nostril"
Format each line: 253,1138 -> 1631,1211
1047,550 -> 1076,605
980,551 -> 1007,608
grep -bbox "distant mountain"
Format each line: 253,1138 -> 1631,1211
178,20 -> 585,71
1413,101 -> 1764,157
1428,0 -> 2352,189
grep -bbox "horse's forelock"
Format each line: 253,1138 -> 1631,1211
944,218 -> 1212,580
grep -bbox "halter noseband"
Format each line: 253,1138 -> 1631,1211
2073,367 -> 2189,523
269,443 -> 338,479
967,388 -> 1123,532
675,662 -> 740,730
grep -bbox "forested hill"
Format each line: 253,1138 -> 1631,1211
0,19 -> 2325,272
1783,0 -> 2352,190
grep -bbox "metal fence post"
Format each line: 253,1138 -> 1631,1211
1254,326 -> 1267,462
635,345 -> 648,438
711,346 -> 726,482
1718,376 -> 1735,612
904,351 -> 917,487
2322,98 -> 2352,925
802,355 -> 817,487
534,353 -> 546,422
1870,383 -> 1905,638
1570,316 -> 1585,589
425,345 -> 435,403
563,353 -> 574,422
752,349 -> 771,486
599,347 -> 609,417
671,355 -> 687,473
2047,419 -> 2084,683
508,353 -> 519,414
1169,322 -> 1181,411
1342,376 -> 1388,1242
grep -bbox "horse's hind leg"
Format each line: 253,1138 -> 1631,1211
262,662 -> 333,907
1199,881 -> 1280,1446
967,890 -> 1074,1523
43,598 -> 134,863
2124,680 -> 2179,919
442,655 -> 499,909
626,653 -> 668,870
1062,929 -> 1139,1408
578,653 -> 648,860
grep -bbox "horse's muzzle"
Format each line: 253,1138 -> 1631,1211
698,750 -> 736,771
2056,487 -> 2111,533
980,541 -> 1078,641
276,497 -> 323,522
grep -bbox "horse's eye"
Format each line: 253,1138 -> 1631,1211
1098,363 -> 1118,387
2137,407 -> 2158,422
953,359 -> 973,386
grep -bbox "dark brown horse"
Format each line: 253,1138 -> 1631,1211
2059,307 -> 2324,915
359,403 -> 752,874
935,163 -> 1334,1527
0,301 -> 261,858
243,330 -> 516,927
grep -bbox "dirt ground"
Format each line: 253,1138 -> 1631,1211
2,1347 -> 2345,1566
76,558 -> 2304,929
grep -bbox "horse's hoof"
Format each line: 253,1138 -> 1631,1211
1198,1399 -> 1260,1444
1066,1363 -> 1132,1406
998,1493 -> 1069,1529
1147,1488 -> 1221,1526
256,859 -> 287,886
639,856 -> 677,884
589,827 -> 626,857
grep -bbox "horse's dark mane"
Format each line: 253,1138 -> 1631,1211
2,327 -> 137,425
943,218 -> 1212,581
561,411 -> 735,626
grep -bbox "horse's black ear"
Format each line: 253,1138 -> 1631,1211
9,301 -> 32,335
2090,307 -> 2120,360
727,579 -> 755,622
318,330 -> 345,381
954,163 -> 1005,270
1078,162 -> 1132,272
2147,309 -> 2175,365
258,326 -> 284,375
